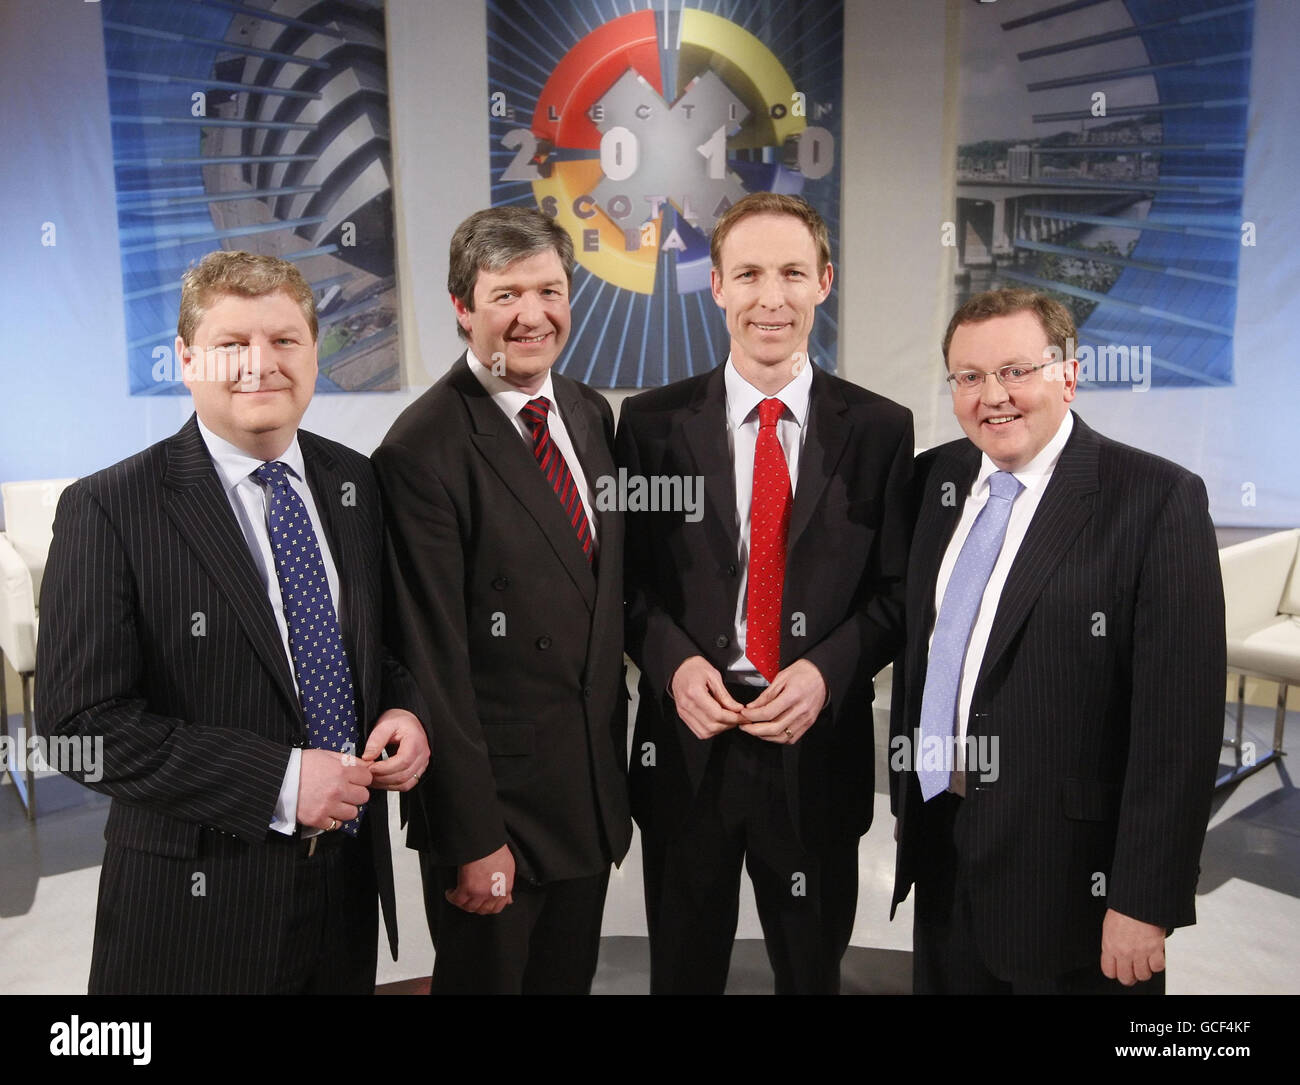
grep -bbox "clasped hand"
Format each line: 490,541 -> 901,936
669,655 -> 827,743
296,708 -> 430,831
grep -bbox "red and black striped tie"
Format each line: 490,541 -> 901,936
520,396 -> 594,564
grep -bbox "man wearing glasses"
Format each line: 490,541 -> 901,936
889,288 -> 1224,994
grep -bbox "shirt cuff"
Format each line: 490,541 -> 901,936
270,747 -> 302,835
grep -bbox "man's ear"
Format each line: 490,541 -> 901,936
816,261 -> 834,304
710,266 -> 725,309
176,336 -> 193,389
1062,357 -> 1079,402
452,292 -> 474,334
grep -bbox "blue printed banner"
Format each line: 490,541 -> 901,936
102,0 -> 401,395
953,0 -> 1251,389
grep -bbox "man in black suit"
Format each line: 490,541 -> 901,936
372,207 -> 630,994
617,193 -> 913,994
37,251 -> 429,994
890,288 -> 1224,994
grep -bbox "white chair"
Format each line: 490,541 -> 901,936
1218,529 -> 1300,788
0,478 -> 76,819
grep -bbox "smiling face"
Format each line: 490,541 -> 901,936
946,309 -> 1077,472
178,289 -> 317,461
710,212 -> 832,391
454,248 -> 570,395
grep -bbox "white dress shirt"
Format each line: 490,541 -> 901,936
197,418 -> 344,834
723,356 -> 814,685
466,349 -> 599,551
930,410 -> 1074,748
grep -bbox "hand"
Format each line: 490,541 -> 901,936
738,659 -> 827,744
363,708 -> 430,792
297,748 -> 373,830
670,656 -> 745,739
1101,908 -> 1166,986
446,844 -> 516,915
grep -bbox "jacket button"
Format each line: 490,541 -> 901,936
583,686 -> 593,699
714,634 -> 729,649
727,563 -> 738,577
536,635 -> 552,650
492,576 -> 509,590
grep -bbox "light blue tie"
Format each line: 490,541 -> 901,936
917,470 -> 1024,801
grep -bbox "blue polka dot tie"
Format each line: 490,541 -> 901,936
254,460 -> 363,834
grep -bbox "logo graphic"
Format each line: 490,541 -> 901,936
488,1 -> 843,387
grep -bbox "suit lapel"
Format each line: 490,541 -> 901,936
787,365 -> 851,553
161,416 -> 303,724
909,442 -> 980,693
976,413 -> 1099,685
456,359 -> 597,611
673,366 -> 737,798
552,370 -> 621,583
680,365 -> 740,570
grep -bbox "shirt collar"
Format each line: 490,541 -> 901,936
972,409 -> 1074,499
196,417 -> 306,494
466,348 -> 557,420
723,354 -> 814,431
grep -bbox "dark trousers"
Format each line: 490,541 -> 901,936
641,722 -> 859,995
912,791 -> 1164,995
89,826 -> 377,995
273,830 -> 379,995
421,854 -> 611,994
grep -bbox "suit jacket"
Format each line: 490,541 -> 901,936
889,413 -> 1225,980
36,415 -> 424,993
617,362 -> 914,844
372,356 -> 631,885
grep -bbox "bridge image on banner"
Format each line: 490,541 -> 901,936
487,0 -> 843,389
101,0 -> 401,395
954,0 -> 1251,389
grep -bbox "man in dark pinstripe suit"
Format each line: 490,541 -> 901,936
890,289 -> 1224,994
37,251 -> 429,994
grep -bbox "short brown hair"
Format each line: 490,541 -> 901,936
709,192 -> 831,274
942,288 -> 1076,367
178,250 -> 317,345
448,207 -> 575,339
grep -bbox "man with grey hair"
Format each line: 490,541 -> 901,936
374,206 -> 630,993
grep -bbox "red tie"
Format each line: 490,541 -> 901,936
747,397 -> 791,682
520,396 -> 594,564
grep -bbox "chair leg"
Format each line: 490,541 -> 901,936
2,659 -> 34,817
1274,683 -> 1289,756
1215,673 -> 1287,790
21,671 -> 35,821
1227,670 -> 1248,753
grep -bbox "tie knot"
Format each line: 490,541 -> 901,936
521,397 -> 551,431
254,460 -> 292,490
758,398 -> 784,428
987,470 -> 1023,502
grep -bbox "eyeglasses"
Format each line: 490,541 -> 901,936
946,362 -> 1053,395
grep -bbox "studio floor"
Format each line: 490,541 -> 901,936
3,676 -> 1295,996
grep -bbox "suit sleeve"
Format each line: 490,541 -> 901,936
35,484 -> 290,844
372,439 -> 507,867
616,404 -> 702,697
801,408 -> 914,712
1108,470 -> 1225,929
